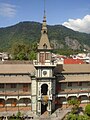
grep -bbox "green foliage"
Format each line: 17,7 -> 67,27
66,103 -> 90,120
10,42 -> 37,60
66,113 -> 90,120
68,98 -> 80,107
16,111 -> 21,118
16,52 -> 27,60
66,113 -> 78,120
68,98 -> 80,114
71,105 -> 79,114
28,50 -> 36,60
85,104 -> 90,116
78,114 -> 90,120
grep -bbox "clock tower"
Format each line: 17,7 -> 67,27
32,8 -> 56,116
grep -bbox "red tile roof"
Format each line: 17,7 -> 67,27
64,58 -> 85,64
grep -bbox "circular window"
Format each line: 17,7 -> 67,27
43,71 -> 47,76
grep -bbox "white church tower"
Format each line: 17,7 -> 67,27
32,5 -> 56,115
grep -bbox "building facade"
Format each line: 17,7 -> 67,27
55,64 -> 90,109
0,64 -> 34,112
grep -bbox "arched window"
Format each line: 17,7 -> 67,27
41,84 -> 48,95
43,44 -> 47,49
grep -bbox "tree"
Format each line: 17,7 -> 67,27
16,52 -> 27,60
85,104 -> 90,116
68,98 -> 80,114
68,98 -> 80,107
28,51 -> 36,60
10,42 -> 37,60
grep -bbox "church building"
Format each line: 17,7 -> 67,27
0,5 -> 90,116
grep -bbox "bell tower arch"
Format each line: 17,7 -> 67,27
41,84 -> 48,95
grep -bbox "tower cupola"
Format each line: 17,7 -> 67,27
38,9 -> 51,50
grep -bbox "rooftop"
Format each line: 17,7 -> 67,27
64,58 -> 85,64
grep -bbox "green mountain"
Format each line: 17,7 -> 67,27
0,21 -> 90,51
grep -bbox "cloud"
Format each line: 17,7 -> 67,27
62,15 -> 90,33
0,3 -> 16,17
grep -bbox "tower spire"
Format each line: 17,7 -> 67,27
42,0 -> 47,34
38,0 -> 51,50
44,0 -> 46,17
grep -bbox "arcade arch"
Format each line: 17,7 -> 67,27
19,98 -> 31,106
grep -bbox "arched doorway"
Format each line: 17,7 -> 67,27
41,84 -> 48,95
41,84 -> 48,114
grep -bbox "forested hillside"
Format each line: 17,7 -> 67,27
0,21 -> 90,52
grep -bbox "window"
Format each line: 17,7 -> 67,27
23,84 -> 28,88
49,90 -> 51,95
43,30 -> 46,34
39,103 -> 40,110
78,82 -> 82,86
11,84 -> 17,88
39,53 -> 45,63
23,84 -> 28,92
0,84 -> 4,88
68,82 -> 72,87
87,82 -> 90,86
45,53 -> 50,60
49,102 -> 51,110
43,44 -> 47,49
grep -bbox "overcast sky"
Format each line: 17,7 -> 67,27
0,0 -> 90,33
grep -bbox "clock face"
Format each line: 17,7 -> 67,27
43,71 -> 47,76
